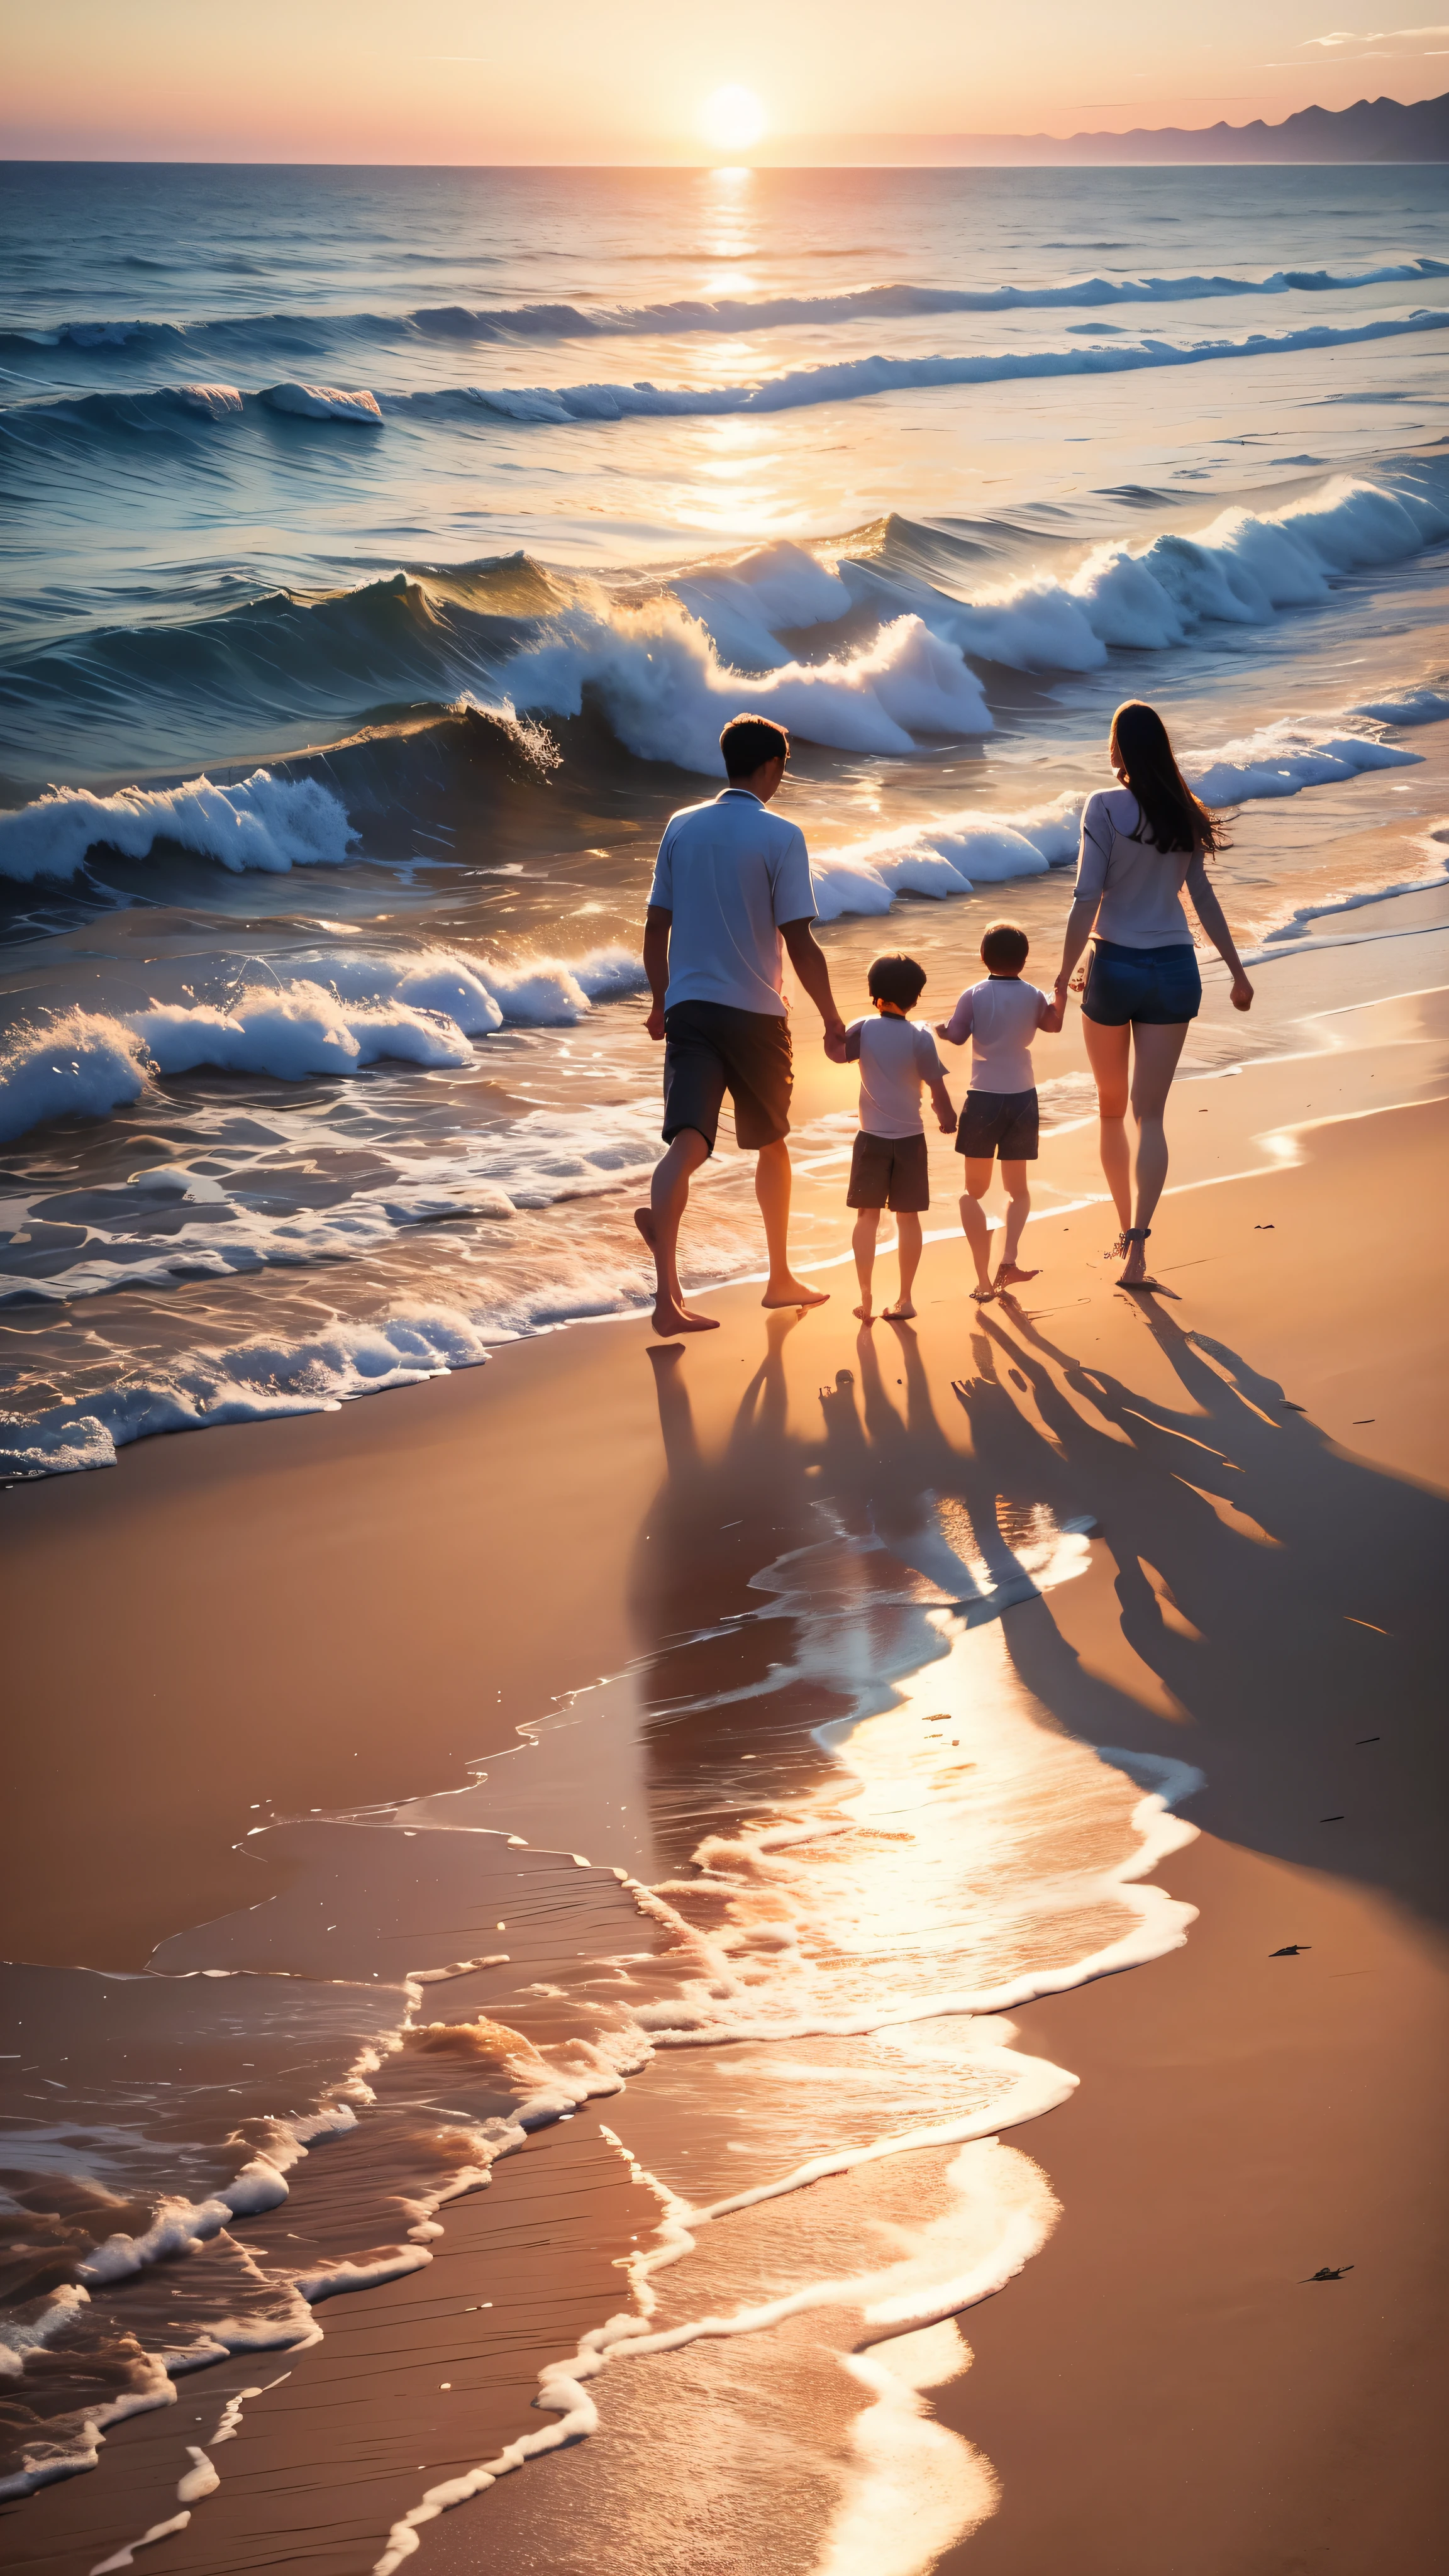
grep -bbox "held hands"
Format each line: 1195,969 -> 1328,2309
936,1106 -> 956,1134
1230,972 -> 1254,1013
823,1020 -> 848,1063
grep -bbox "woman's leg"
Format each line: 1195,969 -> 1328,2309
958,1160 -> 996,1296
1081,1016 -> 1133,1228
852,1206 -> 881,1319
887,1211 -> 923,1317
1121,1019 -> 1191,1282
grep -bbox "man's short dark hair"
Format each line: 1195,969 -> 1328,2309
720,714 -> 790,780
980,919 -> 1030,973
867,953 -> 928,1011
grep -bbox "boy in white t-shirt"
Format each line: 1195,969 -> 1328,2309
937,919 -> 1063,1301
844,953 -> 955,1323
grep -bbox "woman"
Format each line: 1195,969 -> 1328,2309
1054,701 -> 1253,1288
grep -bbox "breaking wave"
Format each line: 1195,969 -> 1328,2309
6,255 -> 1445,361
6,462 -> 1445,796
440,308 -> 1449,425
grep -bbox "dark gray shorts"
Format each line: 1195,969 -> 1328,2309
956,1088 -> 1040,1163
847,1129 -> 930,1213
662,999 -> 792,1155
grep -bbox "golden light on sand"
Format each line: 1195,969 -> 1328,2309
699,84 -> 767,153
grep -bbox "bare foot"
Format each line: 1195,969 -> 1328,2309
763,1274 -> 829,1309
882,1298 -> 916,1320
994,1264 -> 1040,1292
969,1284 -> 995,1304
652,1296 -> 720,1335
853,1303 -> 875,1324
1116,1238 -> 1155,1288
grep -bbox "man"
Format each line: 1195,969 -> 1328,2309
636,714 -> 847,1336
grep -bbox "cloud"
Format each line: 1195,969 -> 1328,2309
1299,21 -> 1449,43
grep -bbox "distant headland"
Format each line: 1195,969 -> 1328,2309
763,90 -> 1449,166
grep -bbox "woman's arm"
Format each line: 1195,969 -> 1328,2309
1057,792 -> 1111,997
1185,858 -> 1253,1012
1054,894 -> 1099,999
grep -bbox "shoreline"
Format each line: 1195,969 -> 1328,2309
2,906 -> 1446,2572
4,848 -> 1448,1485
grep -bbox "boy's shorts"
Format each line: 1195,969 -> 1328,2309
955,1087 -> 1039,1163
847,1129 -> 930,1213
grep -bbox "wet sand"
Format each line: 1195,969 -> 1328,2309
3,936 -> 1447,2573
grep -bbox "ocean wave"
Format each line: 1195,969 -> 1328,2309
491,474 -> 1449,762
257,382 -> 382,423
0,772 -> 357,884
0,572 -> 569,790
0,945 -> 646,1146
6,458 -> 1445,794
783,471 -> 1449,680
1352,683 -> 1449,726
493,604 -> 992,771
0,712 -> 1415,1159
806,721 -> 1419,921
6,255 -> 1445,361
0,381 -> 378,444
447,308 -> 1449,426
8,307 -> 1448,470
0,1306 -> 497,1472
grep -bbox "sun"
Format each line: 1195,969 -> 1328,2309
699,85 -> 767,154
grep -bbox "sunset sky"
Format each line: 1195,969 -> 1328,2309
5,1 -> 1449,160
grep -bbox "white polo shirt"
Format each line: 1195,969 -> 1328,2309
648,789 -> 817,1018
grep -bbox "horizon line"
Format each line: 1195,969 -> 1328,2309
3,87 -> 1447,170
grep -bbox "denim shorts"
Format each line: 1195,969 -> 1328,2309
1082,939 -> 1202,1027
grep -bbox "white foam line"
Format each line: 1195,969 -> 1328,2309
676,2046 -> 1074,2229
91,2514 -> 191,2575
618,1789 -> 1196,2050
372,2054 -> 1070,2574
1243,915 -> 1449,965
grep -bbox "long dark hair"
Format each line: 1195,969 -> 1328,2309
1109,701 -> 1227,857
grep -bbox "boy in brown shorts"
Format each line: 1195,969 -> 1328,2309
845,953 -> 955,1323
936,919 -> 1063,1301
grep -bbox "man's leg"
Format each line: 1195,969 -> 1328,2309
756,1140 -> 828,1309
994,1161 -> 1036,1287
635,1128 -> 719,1333
852,1206 -> 881,1321
959,1158 -> 996,1297
886,1211 -> 923,1318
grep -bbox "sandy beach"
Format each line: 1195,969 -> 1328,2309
4,884 -> 1446,2574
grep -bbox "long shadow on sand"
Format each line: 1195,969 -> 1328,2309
630,1300 -> 1447,1925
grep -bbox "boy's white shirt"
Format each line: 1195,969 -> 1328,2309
843,1012 -> 947,1138
940,976 -> 1052,1094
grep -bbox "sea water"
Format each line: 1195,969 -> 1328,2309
1,162 -> 1448,1471
1,159 -> 1446,2568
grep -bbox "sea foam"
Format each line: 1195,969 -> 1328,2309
456,307 -> 1449,428
258,383 -> 382,424
0,772 -> 357,884
494,604 -> 992,770
8,255 -> 1445,362
0,1306 -> 495,1476
0,945 -> 648,1145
